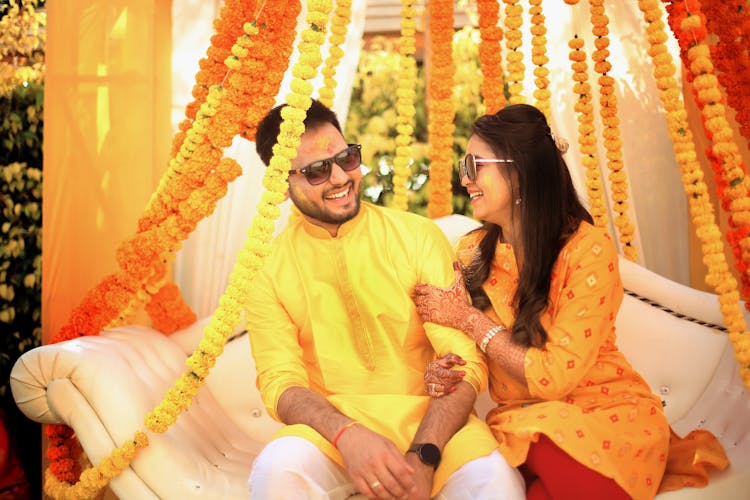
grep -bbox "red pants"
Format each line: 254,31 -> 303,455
521,434 -> 631,500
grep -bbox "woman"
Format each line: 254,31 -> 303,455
412,104 -> 671,499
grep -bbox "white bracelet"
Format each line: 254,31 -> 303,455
478,325 -> 504,353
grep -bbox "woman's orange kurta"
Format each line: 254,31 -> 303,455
457,222 -> 671,499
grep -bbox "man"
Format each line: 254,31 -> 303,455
246,99 -> 524,499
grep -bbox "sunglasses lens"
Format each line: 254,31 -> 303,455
336,145 -> 361,171
461,154 -> 476,181
304,161 -> 331,185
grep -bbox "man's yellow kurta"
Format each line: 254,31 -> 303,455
247,202 -> 499,494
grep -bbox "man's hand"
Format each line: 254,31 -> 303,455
337,424 -> 417,499
402,452 -> 435,500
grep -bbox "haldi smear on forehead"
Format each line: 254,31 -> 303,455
316,136 -> 333,154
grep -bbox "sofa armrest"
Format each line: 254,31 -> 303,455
10,325 -> 265,499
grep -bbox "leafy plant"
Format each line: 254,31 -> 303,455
0,161 -> 42,395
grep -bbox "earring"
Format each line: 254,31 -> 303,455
514,198 -> 522,205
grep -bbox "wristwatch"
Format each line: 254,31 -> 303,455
407,443 -> 441,469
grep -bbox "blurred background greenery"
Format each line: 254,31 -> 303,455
1,1 -> 44,496
345,26 -> 504,216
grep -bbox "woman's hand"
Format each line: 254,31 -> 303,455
413,262 -> 473,331
424,353 -> 466,398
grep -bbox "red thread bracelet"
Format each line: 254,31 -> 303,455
332,421 -> 359,449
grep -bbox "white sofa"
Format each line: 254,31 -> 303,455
10,215 -> 750,499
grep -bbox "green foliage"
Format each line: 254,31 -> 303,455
0,81 -> 43,399
345,28 -> 499,217
0,81 -> 44,165
0,163 -> 42,397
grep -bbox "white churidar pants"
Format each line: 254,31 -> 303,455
248,436 -> 525,499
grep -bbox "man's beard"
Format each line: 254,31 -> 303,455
290,180 -> 362,226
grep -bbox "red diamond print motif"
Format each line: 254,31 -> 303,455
599,296 -> 606,305
601,387 -> 609,395
646,478 -> 653,486
567,360 -> 575,369
584,328 -> 592,337
490,278 -> 497,286
566,397 -> 575,404
659,454 -> 666,462
576,429 -> 585,438
540,378 -> 550,386
608,262 -> 614,272
603,440 -> 611,450
650,407 -> 656,415
567,290 -> 575,299
617,367 -> 624,376
610,414 -> 619,423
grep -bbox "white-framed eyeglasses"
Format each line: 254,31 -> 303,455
459,153 -> 514,181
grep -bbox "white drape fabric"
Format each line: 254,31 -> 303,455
538,1 -> 687,284
170,1 -> 688,317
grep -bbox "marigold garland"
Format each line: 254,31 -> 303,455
700,1 -> 750,144
426,0 -> 456,218
529,0 -> 551,119
43,2 -> 300,491
477,0 -> 506,114
318,0 -> 353,107
390,0 -> 418,211
569,35 -> 608,229
637,0 -> 750,392
665,0 -> 750,312
589,0 -> 637,261
502,0 -> 526,105
146,0 -> 332,434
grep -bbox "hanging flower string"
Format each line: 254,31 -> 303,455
44,433 -> 149,500
637,0 -> 750,392
700,1 -> 750,144
502,0 -> 526,104
569,35 -> 608,229
426,0 -> 456,218
390,0 -> 418,211
664,0 -> 750,310
43,1 -> 302,491
149,0 -> 255,233
318,0 -> 353,107
529,0 -> 551,119
145,0 -> 329,435
589,0 -> 637,261
477,0 -> 506,114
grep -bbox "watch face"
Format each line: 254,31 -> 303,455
418,443 -> 441,467
419,443 -> 440,466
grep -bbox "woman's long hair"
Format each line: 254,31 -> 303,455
464,104 -> 592,347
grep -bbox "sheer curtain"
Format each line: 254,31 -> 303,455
171,0 -> 368,317
170,0 -> 689,317
43,1 -> 171,342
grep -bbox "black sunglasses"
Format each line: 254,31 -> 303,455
459,153 -> 514,182
288,144 -> 362,186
